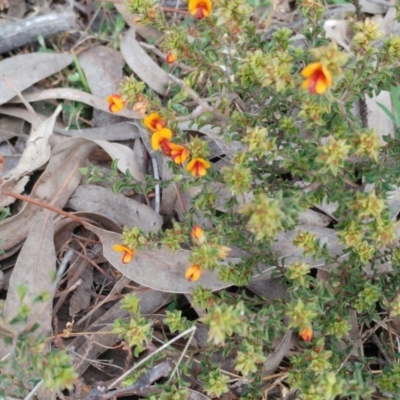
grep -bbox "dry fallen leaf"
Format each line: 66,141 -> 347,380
0,210 -> 56,359
0,105 -> 62,207
79,46 -> 125,127
0,135 -> 146,259
11,87 -> 141,119
120,28 -> 170,95
67,185 -> 162,232
0,53 -> 73,105
84,223 -> 237,293
2,105 -> 61,181
0,138 -> 97,259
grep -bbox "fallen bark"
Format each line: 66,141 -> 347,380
0,11 -> 75,54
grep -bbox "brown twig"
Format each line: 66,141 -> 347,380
3,76 -> 40,127
174,183 -> 187,213
0,191 -> 86,223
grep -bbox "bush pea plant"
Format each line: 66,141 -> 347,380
109,0 -> 400,399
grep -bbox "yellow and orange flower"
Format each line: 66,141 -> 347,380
151,128 -> 173,151
192,225 -> 206,245
188,0 -> 212,20
143,113 -> 167,131
170,143 -> 189,164
301,62 -> 332,95
166,50 -> 177,64
107,94 -> 126,113
299,325 -> 313,342
186,158 -> 211,177
185,264 -> 202,282
113,244 -> 135,264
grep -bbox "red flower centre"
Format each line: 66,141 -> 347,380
160,139 -> 173,156
195,4 -> 207,19
152,118 -> 166,130
308,70 -> 326,94
193,161 -> 202,175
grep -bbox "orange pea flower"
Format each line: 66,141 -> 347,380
113,244 -> 135,264
186,158 -> 211,177
166,51 -> 177,64
107,94 -> 126,113
301,62 -> 332,95
192,225 -> 206,245
185,264 -> 202,282
169,143 -> 189,164
188,0 -> 212,19
299,325 -> 313,342
151,128 -> 173,151
143,113 -> 167,131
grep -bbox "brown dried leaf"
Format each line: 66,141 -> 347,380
67,185 -> 162,232
120,28 -> 169,95
0,211 -> 56,358
84,223 -> 235,293
0,135 -> 146,259
0,138 -> 98,260
79,46 -> 125,127
69,267 -> 93,317
0,53 -> 73,105
2,105 -> 61,181
11,88 -> 140,119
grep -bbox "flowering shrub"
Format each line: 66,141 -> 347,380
109,0 -> 400,398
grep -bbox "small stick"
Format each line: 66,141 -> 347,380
0,190 -> 86,223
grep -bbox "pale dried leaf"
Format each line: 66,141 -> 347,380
0,155 -> 20,177
0,138 -> 97,259
79,46 -> 124,98
188,389 -> 211,400
0,136 -> 147,259
160,156 -> 177,217
272,226 -> 342,268
79,46 -> 125,127
114,2 -> 163,41
324,20 -> 350,51
0,106 -> 45,129
12,88 -> 141,119
251,225 -> 343,283
178,121 -> 241,160
54,211 -> 122,255
54,122 -> 141,141
120,28 -> 169,95
84,223 -> 236,293
0,116 -> 26,142
92,139 -> 144,182
263,331 -> 292,376
366,90 -> 395,142
67,185 -> 162,232
0,53 -> 73,105
2,105 -> 61,180
247,277 -> 288,300
69,267 -> 93,316
0,211 -> 56,358
0,176 -> 29,207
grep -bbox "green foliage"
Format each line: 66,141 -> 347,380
112,294 -> 153,357
92,0 -> 400,398
164,310 -> 193,333
0,293 -> 76,396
